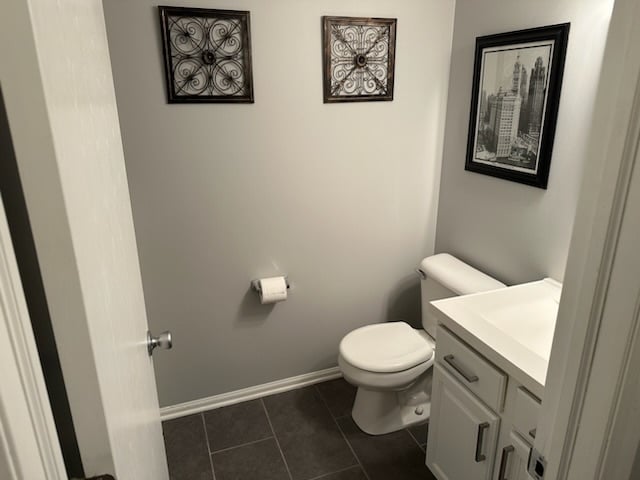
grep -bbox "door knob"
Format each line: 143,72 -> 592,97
147,330 -> 172,356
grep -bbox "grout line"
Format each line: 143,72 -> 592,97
315,385 -> 371,480
261,398 -> 293,480
332,414 -> 370,480
209,436 -> 274,455
200,413 -> 217,480
314,383 -> 336,420
406,427 -> 424,449
305,465 -> 361,480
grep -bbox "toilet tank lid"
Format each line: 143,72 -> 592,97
419,254 -> 506,295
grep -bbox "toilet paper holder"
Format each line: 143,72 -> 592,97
251,276 -> 290,294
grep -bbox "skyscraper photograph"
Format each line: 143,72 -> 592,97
472,43 -> 552,173
466,24 -> 569,189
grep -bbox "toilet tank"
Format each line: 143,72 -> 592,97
418,254 -> 506,339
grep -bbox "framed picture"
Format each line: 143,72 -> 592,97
465,23 -> 570,188
322,16 -> 397,103
158,6 -> 254,103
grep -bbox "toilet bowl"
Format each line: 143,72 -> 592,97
338,323 -> 436,435
338,254 -> 506,435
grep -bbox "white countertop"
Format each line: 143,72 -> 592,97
429,278 -> 561,398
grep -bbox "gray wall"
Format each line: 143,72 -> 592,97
103,0 -> 455,407
435,0 -> 614,285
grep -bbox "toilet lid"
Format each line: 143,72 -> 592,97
339,322 -> 434,373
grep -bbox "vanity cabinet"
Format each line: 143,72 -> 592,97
427,364 -> 500,480
427,326 -> 541,480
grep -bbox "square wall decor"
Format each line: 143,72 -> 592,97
322,16 -> 397,103
158,6 -> 254,103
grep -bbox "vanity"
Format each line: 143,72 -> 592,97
425,279 -> 561,480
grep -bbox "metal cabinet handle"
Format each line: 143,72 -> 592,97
498,445 -> 515,480
475,422 -> 490,462
444,354 -> 479,383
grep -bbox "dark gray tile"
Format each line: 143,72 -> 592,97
314,466 -> 368,480
408,422 -> 429,447
263,387 -> 357,480
337,417 -> 435,480
315,379 -> 357,419
163,414 -> 213,480
212,438 -> 289,480
203,399 -> 272,452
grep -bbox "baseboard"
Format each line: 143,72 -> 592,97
160,366 -> 342,421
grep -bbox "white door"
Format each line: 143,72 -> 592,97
0,0 -> 170,478
427,365 -> 500,480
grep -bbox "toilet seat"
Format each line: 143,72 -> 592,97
339,322 -> 434,373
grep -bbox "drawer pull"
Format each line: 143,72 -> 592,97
444,354 -> 479,383
498,445 -> 515,480
475,422 -> 490,462
529,428 -> 537,439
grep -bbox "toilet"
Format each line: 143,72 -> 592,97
338,253 -> 506,435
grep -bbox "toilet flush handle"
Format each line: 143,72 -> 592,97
416,269 -> 427,280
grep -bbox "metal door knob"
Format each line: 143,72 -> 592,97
147,330 -> 172,356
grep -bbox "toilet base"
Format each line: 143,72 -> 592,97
351,370 -> 432,435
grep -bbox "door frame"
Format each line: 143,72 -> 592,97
0,195 -> 67,480
1,0 -> 168,478
0,0 -> 115,473
535,0 -> 640,478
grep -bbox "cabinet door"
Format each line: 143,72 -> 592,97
427,364 -> 500,480
511,431 -> 533,480
495,432 -> 532,480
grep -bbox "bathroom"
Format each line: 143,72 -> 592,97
0,0 -> 639,479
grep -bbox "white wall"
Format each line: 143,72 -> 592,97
103,0 -> 455,407
434,0 -> 614,285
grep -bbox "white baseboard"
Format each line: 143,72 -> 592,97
160,367 -> 342,421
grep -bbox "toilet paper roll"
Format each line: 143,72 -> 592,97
258,276 -> 288,304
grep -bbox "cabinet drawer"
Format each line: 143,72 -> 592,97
513,387 -> 541,442
436,326 -> 507,412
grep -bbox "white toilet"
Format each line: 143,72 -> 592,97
338,253 -> 506,435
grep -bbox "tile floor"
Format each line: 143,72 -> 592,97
162,378 -> 436,480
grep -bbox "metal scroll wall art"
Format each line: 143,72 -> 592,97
158,7 -> 254,103
322,16 -> 397,103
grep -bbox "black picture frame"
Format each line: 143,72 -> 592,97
465,23 -> 570,189
322,16 -> 397,103
158,6 -> 254,104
